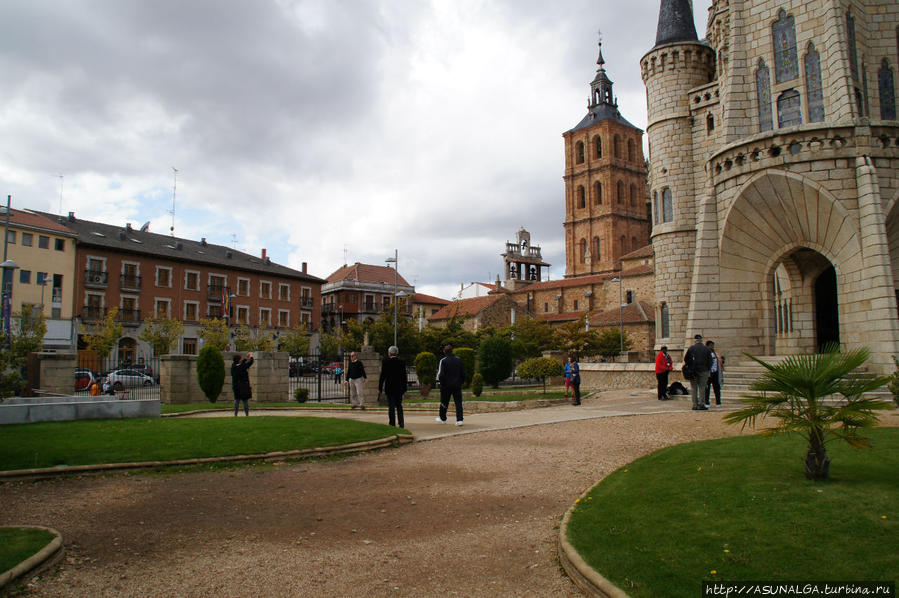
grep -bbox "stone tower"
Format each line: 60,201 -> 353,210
502,227 -> 549,291
643,0 -> 899,373
563,40 -> 650,278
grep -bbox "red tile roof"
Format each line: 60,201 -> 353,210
429,294 -> 505,321
509,265 -> 652,294
534,311 -> 588,322
326,262 -> 411,286
412,292 -> 450,306
620,244 -> 653,260
16,209 -> 78,235
588,301 -> 655,325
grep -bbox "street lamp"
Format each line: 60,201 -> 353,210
338,304 -> 344,332
610,275 -> 623,355
1,259 -> 19,338
385,249 -> 398,347
37,276 -> 47,315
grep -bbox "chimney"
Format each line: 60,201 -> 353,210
201,238 -> 207,246
67,212 -> 75,222
302,262 -> 307,274
261,248 -> 267,261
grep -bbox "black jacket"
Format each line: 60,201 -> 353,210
346,359 -> 366,380
231,357 -> 254,400
378,357 -> 407,397
684,343 -> 712,374
437,354 -> 464,389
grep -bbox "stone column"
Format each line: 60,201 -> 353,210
36,351 -> 78,395
160,354 -> 206,404
356,345 -> 383,406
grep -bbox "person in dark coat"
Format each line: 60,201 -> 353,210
436,344 -> 465,425
378,345 -> 407,428
683,335 -> 712,411
231,352 -> 254,416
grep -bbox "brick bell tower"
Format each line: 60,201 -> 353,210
562,38 -> 650,278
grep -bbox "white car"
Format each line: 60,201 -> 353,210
106,369 -> 155,390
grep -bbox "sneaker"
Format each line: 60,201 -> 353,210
455,421 -> 463,426
435,417 -> 446,424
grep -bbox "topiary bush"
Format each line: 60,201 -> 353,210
471,373 -> 484,397
477,335 -> 513,388
197,345 -> 225,403
294,387 -> 309,403
455,347 -> 476,388
414,351 -> 438,396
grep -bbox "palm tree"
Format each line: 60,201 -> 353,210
723,346 -> 892,480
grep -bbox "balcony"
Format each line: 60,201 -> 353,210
207,284 -> 225,301
82,305 -> 107,321
118,308 -> 142,326
120,274 -> 142,291
84,270 -> 108,288
301,297 -> 314,309
321,303 -> 339,315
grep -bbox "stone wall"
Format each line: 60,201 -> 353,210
37,351 -> 78,395
160,352 -> 292,404
578,362 -> 658,391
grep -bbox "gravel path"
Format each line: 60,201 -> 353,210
1,411 -> 756,597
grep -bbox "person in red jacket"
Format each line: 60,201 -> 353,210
654,346 -> 673,400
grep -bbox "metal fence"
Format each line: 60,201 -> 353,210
76,352 -> 160,401
288,353 -> 349,403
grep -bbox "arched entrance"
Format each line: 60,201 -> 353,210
814,265 -> 839,350
117,337 -> 136,365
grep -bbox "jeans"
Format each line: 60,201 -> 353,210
387,393 -> 404,427
705,372 -> 721,405
233,398 -> 248,416
691,370 -> 710,409
439,385 -> 463,422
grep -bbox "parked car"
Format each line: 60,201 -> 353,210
116,363 -> 154,380
106,369 -> 155,391
74,368 -> 97,391
320,362 -> 341,375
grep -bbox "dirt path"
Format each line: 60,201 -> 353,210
2,412 -> 745,597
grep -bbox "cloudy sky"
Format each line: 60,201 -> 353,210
0,0 -> 712,299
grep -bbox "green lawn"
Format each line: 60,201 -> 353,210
0,527 -> 55,572
565,428 -> 898,597
0,417 -> 407,471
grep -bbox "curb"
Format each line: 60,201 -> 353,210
558,493 -> 631,598
0,525 -> 64,593
0,435 -> 414,481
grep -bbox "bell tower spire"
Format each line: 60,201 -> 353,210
589,34 -> 615,109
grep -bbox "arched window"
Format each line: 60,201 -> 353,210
777,89 -> 802,128
579,239 -> 587,264
772,9 -> 798,83
593,237 -> 601,262
629,183 -> 637,206
757,59 -> 773,132
593,135 -> 602,159
804,43 -> 825,122
613,135 -> 621,158
616,180 -> 624,204
653,191 -> 660,224
627,139 -> 635,162
575,141 -> 585,164
660,303 -> 670,338
662,188 -> 673,222
631,236 -> 638,251
593,180 -> 602,205
619,235 -> 626,255
879,59 -> 896,120
706,113 -> 715,133
577,185 -> 586,209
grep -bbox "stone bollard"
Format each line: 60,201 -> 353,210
355,345 -> 383,406
36,351 -> 78,395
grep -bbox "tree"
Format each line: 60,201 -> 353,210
516,357 -> 564,394
364,309 -> 421,359
80,307 -> 123,359
414,351 -> 438,395
278,325 -> 311,358
455,347 -> 476,388
595,328 -> 633,361
233,325 -> 276,352
553,315 -> 600,357
723,346 -> 892,481
506,317 -> 555,361
318,330 -> 343,359
0,305 -> 47,398
139,316 -> 185,356
198,318 -> 230,351
478,335 -> 513,388
196,345 -> 225,403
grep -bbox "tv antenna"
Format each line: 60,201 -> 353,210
56,174 -> 64,216
343,244 -> 348,265
169,167 -> 178,235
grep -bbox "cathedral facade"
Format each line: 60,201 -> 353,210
643,0 -> 899,371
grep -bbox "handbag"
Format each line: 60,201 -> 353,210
681,363 -> 694,381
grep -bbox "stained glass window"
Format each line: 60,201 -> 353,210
847,12 -> 859,82
880,59 -> 896,120
757,59 -> 773,131
662,188 -> 673,223
805,43 -> 825,122
773,10 -> 798,83
778,89 -> 802,128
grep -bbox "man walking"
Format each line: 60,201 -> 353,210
436,344 -> 465,426
378,346 -> 407,428
344,351 -> 367,410
683,334 -> 712,411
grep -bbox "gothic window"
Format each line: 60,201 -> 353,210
772,9 -> 798,83
662,187 -> 673,222
617,180 -> 624,204
593,135 -> 602,159
575,141 -> 585,164
629,183 -> 637,207
804,43 -> 825,122
660,303 -> 670,338
757,59 -> 773,131
593,237 -> 601,262
613,135 -> 621,158
777,89 -> 802,128
579,238 -> 587,264
847,12 -> 859,82
879,59 -> 896,120
627,139 -> 635,162
577,185 -> 586,209
593,181 -> 602,205
653,191 -> 660,224
706,113 -> 715,133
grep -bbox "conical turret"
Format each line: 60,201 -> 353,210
655,0 -> 698,47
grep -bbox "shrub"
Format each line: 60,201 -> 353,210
294,387 -> 310,403
455,347 -> 475,387
471,373 -> 484,397
414,352 -> 438,388
890,356 -> 899,408
477,336 -> 513,388
517,356 -> 564,393
197,346 -> 225,403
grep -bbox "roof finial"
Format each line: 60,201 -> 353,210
596,29 -> 605,69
